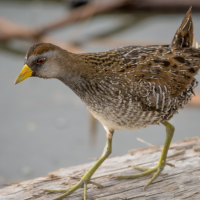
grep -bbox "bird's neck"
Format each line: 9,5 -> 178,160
57,51 -> 97,100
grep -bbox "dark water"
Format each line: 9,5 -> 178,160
1,1 -> 200,186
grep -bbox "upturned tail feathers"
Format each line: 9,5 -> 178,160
171,6 -> 198,48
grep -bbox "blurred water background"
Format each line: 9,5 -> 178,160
1,0 -> 200,187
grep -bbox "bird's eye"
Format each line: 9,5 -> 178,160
37,58 -> 45,64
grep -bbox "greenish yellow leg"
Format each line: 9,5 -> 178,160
116,121 -> 175,190
44,131 -> 114,200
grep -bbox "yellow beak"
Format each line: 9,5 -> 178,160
14,64 -> 33,85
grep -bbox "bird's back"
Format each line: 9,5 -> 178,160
76,45 -> 200,130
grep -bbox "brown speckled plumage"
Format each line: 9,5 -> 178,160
24,6 -> 199,132
65,45 -> 199,131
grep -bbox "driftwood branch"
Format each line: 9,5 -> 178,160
0,17 -> 84,53
0,0 -> 128,41
1,0 -> 200,42
36,0 -> 129,37
1,137 -> 200,199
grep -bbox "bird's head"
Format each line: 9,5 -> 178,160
14,43 -> 66,84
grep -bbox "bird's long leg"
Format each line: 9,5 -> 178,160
44,130 -> 114,200
116,121 -> 175,190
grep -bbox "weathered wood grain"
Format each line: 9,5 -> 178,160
1,137 -> 200,200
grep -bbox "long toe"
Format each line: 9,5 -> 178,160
116,164 -> 173,190
116,166 -> 158,180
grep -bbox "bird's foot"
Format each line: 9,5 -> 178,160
44,131 -> 113,200
116,122 -> 175,190
44,178 -> 104,200
116,162 -> 175,190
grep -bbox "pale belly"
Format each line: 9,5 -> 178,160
83,79 -> 196,131
88,105 -> 165,131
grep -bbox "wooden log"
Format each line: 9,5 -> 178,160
1,137 -> 200,200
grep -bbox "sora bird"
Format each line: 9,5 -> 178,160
14,6 -> 200,200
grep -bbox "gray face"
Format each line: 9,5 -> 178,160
25,50 -> 63,79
